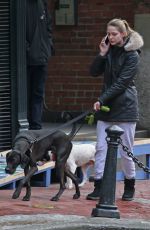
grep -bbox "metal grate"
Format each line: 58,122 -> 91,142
0,1 -> 11,151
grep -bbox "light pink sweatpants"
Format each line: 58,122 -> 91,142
94,120 -> 136,180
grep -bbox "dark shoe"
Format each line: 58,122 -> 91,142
86,179 -> 102,200
122,178 -> 135,201
89,176 -> 95,182
29,122 -> 42,130
29,126 -> 42,130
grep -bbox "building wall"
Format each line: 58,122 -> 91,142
45,1 -> 150,126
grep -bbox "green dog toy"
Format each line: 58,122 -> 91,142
85,114 -> 95,125
85,106 -> 110,125
100,106 -> 110,112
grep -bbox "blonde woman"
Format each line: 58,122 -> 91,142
87,18 -> 144,201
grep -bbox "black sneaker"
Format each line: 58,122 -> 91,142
86,179 -> 102,200
86,189 -> 100,200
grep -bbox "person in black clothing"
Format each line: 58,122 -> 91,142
26,0 -> 54,130
86,18 -> 144,201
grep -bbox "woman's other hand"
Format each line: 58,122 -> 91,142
99,36 -> 110,56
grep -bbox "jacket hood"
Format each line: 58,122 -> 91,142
124,31 -> 144,51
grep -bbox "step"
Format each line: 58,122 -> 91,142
74,129 -> 149,141
43,123 -> 149,141
135,130 -> 149,138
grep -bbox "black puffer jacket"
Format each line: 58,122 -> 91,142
90,32 -> 144,122
26,0 -> 54,65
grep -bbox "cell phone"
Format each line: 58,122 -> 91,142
105,35 -> 109,45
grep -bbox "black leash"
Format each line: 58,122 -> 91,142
35,110 -> 92,143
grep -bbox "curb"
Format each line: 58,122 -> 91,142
0,214 -> 150,230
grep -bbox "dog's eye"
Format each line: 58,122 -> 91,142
9,158 -> 17,164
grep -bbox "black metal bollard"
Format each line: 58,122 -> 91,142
91,125 -> 124,219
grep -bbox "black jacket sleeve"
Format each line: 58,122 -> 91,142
99,51 -> 139,104
90,54 -> 106,76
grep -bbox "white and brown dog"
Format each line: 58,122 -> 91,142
65,143 -> 95,189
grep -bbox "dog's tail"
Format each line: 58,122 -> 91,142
68,121 -> 77,140
61,111 -> 78,140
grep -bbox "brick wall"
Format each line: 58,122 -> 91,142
45,0 -> 149,119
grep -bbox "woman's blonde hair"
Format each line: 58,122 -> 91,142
107,18 -> 134,37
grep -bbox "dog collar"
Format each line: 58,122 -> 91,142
14,135 -> 37,146
12,149 -> 21,155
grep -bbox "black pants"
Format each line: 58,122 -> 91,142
27,65 -> 48,129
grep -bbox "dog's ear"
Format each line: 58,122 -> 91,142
20,154 -> 30,169
50,145 -> 56,153
6,151 -> 11,160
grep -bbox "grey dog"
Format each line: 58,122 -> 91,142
5,121 -> 80,201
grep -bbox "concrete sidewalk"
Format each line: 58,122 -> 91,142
0,214 -> 149,230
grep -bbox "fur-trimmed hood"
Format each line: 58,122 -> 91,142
124,31 -> 144,51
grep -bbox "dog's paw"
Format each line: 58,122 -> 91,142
12,192 -> 19,199
73,193 -> 80,199
51,196 -> 59,202
22,196 -> 30,201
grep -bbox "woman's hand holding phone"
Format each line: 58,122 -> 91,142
105,35 -> 109,45
99,35 -> 110,56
